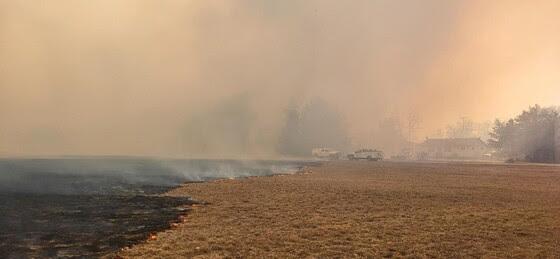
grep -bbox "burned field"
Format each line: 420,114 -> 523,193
0,158 -> 307,258
0,159 -> 192,258
0,193 -> 194,258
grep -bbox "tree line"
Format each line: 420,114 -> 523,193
489,105 -> 559,163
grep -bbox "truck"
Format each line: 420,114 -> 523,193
347,149 -> 384,161
312,148 -> 342,160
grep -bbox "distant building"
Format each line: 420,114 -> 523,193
416,138 -> 490,160
556,120 -> 560,163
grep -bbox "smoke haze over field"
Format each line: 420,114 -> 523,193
1,1 -> 559,157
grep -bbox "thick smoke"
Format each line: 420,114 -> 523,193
0,158 -> 306,195
277,99 -> 351,156
1,1 -> 559,157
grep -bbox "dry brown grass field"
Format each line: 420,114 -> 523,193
120,161 -> 560,258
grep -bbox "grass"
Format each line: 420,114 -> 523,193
119,161 -> 560,258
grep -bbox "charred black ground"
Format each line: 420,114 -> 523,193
0,193 -> 195,258
0,158 -> 307,258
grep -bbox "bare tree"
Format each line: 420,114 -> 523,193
406,112 -> 421,155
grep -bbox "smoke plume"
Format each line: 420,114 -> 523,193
1,1 -> 559,157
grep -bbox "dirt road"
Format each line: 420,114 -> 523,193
120,161 -> 560,258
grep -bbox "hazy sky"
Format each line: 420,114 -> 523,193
1,1 -> 559,157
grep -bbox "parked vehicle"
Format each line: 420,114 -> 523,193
312,148 -> 342,160
348,149 -> 384,161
